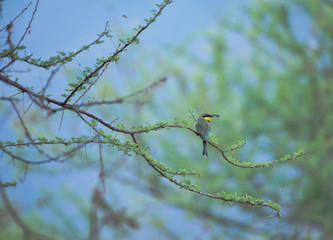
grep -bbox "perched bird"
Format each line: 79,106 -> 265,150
195,112 -> 220,158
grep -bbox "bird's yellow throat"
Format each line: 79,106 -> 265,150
204,116 -> 212,122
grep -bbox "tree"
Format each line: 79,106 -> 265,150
0,0 -> 314,239
150,0 -> 332,238
234,1 -> 333,238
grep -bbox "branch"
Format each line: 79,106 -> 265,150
10,24 -> 108,70
48,77 -> 167,112
210,141 -> 312,169
0,1 -> 33,32
74,61 -> 111,105
11,100 -> 54,160
61,0 -> 173,105
2,0 -> 39,58
0,73 -> 311,217
0,140 -> 89,165
1,139 -> 106,148
0,96 -> 21,102
0,180 -> 18,188
0,188 -> 54,240
0,74 -> 311,169
76,114 -> 283,217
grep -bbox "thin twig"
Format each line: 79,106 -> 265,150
2,0 -> 39,59
98,135 -> 106,193
74,62 -> 111,105
41,64 -> 62,97
0,139 -> 91,165
62,1 -> 171,105
0,1 -> 33,32
11,100 -> 53,160
50,77 -> 167,113
59,109 -> 65,131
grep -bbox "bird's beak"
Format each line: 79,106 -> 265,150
212,114 -> 220,118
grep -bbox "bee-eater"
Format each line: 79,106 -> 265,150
195,112 -> 220,158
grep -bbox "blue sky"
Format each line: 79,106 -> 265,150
2,0 -> 237,54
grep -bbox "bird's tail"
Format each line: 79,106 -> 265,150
202,141 -> 208,158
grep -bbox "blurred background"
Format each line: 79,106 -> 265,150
1,0 -> 332,239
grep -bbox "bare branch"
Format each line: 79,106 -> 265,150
0,1 -> 33,32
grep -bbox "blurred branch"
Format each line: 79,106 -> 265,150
0,96 -> 20,102
73,62 -> 166,106
0,180 -> 18,188
105,167 -> 275,233
91,188 -> 139,234
11,100 -> 54,160
0,188 -> 54,240
51,77 -> 167,111
0,139 -> 89,165
98,135 -> 106,193
88,189 -> 99,240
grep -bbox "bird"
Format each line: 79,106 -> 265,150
195,112 -> 220,158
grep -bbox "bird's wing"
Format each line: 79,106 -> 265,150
203,123 -> 211,141
196,119 -> 211,141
